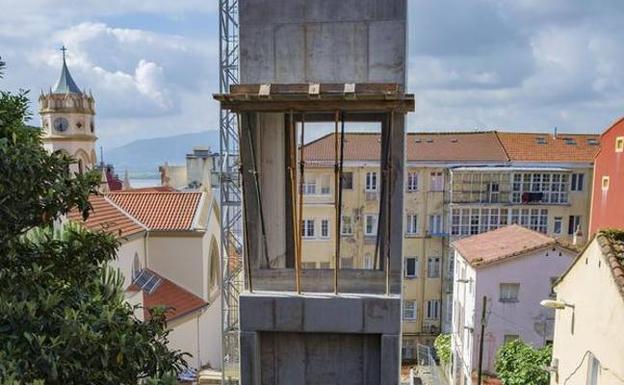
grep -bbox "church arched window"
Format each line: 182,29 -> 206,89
132,252 -> 141,280
209,237 -> 220,292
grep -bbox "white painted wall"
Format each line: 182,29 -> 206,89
451,252 -> 477,385
148,235 -> 205,298
551,238 -> 624,385
110,235 -> 146,289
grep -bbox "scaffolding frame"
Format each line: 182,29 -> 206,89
219,0 -> 241,383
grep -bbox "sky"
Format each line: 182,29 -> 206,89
1,0 -> 624,150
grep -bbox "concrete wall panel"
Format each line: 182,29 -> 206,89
305,22 -> 369,83
239,0 -> 407,84
274,24 -> 306,83
368,21 -> 406,84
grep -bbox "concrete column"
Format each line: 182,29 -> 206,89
380,334 -> 401,385
240,331 -> 261,385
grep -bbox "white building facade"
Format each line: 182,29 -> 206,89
451,225 -> 577,385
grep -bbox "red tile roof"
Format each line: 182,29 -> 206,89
452,225 -> 565,267
496,132 -> 600,162
140,270 -> 208,321
304,132 -> 509,163
128,186 -> 177,192
303,131 -> 600,164
107,191 -> 202,231
67,195 -> 144,238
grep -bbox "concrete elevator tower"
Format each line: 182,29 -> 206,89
214,1 -> 412,384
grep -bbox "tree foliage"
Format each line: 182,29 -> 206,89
0,58 -> 187,384
434,334 -> 451,365
495,339 -> 551,385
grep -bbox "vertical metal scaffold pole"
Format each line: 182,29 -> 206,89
219,0 -> 241,383
295,115 -> 305,294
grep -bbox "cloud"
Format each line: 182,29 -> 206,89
408,0 -> 624,134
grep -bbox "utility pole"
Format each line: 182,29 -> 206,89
477,296 -> 487,385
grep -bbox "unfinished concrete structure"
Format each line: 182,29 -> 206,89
215,1 -> 412,384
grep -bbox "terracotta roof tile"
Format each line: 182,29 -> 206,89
496,132 -> 600,162
596,230 -> 624,300
67,195 -> 144,238
107,191 -> 202,231
303,131 -> 599,164
452,225 -> 560,267
304,132 -> 508,163
140,270 -> 208,320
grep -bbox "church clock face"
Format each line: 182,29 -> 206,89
53,117 -> 69,132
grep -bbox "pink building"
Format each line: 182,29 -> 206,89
450,225 -> 577,385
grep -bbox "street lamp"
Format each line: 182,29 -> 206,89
540,299 -> 574,309
540,298 -> 575,335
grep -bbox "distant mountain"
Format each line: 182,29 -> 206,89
105,131 -> 220,177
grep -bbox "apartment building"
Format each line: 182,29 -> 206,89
300,130 -> 598,357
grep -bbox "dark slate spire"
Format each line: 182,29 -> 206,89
53,46 -> 81,94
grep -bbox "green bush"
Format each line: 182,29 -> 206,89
495,339 -> 551,385
0,59 -> 187,384
434,334 -> 452,365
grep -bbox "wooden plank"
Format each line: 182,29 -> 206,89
213,98 -> 415,113
229,83 -> 404,95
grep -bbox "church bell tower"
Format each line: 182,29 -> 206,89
39,46 -> 97,173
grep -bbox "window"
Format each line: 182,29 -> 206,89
303,177 -> 316,195
302,219 -> 315,238
568,215 -> 581,235
132,252 -> 141,280
319,262 -> 330,269
363,254 -> 373,269
426,300 -> 440,319
616,136 -> 624,152
451,207 -> 509,236
554,217 -> 562,234
602,176 -> 610,191
320,219 -> 330,238
504,335 -> 519,344
429,214 -> 443,235
571,173 -> 584,191
430,172 -> 444,191
427,257 -> 440,278
407,172 -> 419,191
587,354 -> 600,385
341,215 -> 353,235
342,172 -> 353,189
405,257 -> 418,278
302,262 -> 317,269
499,283 -> 520,302
340,257 -> 353,268
511,172 -> 569,204
510,208 -> 548,233
365,172 -> 378,191
403,301 -> 417,320
319,175 -> 331,195
406,214 -> 419,235
364,214 -> 378,236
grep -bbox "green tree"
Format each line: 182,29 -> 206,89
495,339 -> 551,385
0,59 -> 187,384
434,334 -> 451,366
